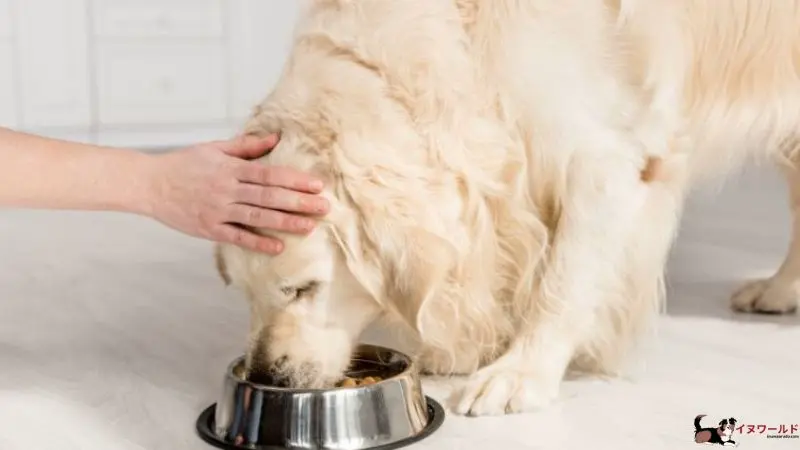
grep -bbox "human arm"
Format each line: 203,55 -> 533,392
0,128 -> 330,254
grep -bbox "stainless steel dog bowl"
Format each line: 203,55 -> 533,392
196,344 -> 445,450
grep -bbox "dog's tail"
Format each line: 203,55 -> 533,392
695,415 -> 706,432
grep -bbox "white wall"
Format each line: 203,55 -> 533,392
0,0 -> 300,149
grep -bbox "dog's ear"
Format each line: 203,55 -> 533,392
719,419 -> 728,427
328,219 -> 457,319
214,244 -> 231,286
385,227 -> 458,326
328,221 -> 384,302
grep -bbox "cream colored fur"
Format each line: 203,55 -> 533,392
215,0 -> 800,416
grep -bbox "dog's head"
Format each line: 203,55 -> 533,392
725,418 -> 737,434
717,418 -> 738,437
214,132 -> 462,388
215,205 -> 459,389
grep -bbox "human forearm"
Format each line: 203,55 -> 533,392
0,127 -> 155,215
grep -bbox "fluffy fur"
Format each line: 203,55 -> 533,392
215,0 -> 800,416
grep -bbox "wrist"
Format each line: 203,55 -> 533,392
98,148 -> 161,218
122,150 -> 161,218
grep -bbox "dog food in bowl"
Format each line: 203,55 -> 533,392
332,346 -> 405,388
337,375 -> 383,388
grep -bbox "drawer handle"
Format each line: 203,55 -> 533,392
155,14 -> 173,31
157,79 -> 174,93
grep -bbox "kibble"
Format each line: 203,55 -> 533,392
337,376 -> 383,387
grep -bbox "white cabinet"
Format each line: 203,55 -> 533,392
0,0 -> 299,148
96,42 -> 227,125
0,0 -> 16,127
92,0 -> 224,39
92,0 -> 228,128
227,1 -> 300,120
0,42 -> 17,128
13,0 -> 91,129
0,0 -> 12,38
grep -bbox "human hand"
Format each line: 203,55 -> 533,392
143,134 -> 330,254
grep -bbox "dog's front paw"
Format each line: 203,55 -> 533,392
731,278 -> 799,315
448,367 -> 559,416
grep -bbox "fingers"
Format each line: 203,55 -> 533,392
219,134 -> 279,159
234,183 -> 330,215
206,132 -> 329,256
215,224 -> 285,255
226,204 -> 317,235
234,161 -> 325,194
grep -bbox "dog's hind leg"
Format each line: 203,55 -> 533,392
731,157 -> 800,315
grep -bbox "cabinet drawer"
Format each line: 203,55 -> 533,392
0,42 -> 17,127
96,43 -> 227,125
93,0 -> 224,38
0,0 -> 12,38
14,0 -> 91,128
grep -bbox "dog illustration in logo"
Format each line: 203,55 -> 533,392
694,415 -> 738,446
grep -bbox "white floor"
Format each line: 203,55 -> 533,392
1,165 -> 798,450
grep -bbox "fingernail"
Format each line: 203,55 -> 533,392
307,198 -> 328,213
267,241 -> 283,254
309,180 -> 324,191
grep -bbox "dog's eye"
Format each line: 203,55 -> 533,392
280,281 -> 321,302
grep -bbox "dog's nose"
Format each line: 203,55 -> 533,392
246,369 -> 276,385
246,367 -> 291,387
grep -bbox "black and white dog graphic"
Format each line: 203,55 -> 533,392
694,415 -> 738,446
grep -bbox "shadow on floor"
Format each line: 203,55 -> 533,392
659,165 -> 799,326
664,278 -> 799,326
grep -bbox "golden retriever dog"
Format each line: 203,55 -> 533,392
214,0 -> 800,416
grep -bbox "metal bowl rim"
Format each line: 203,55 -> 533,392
223,343 -> 418,394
